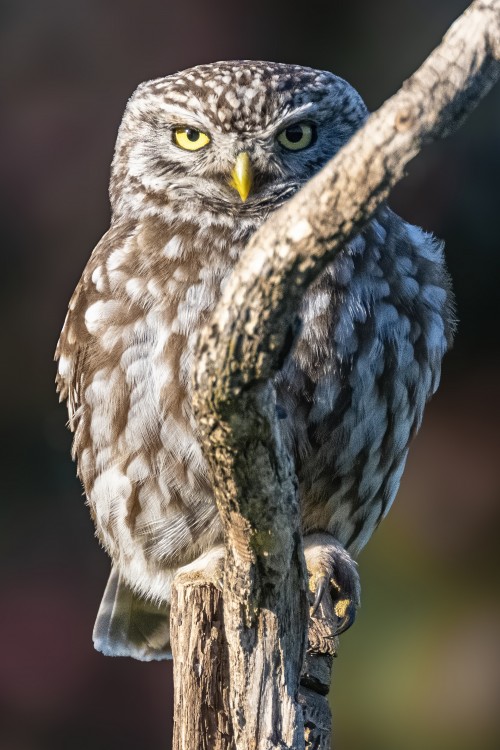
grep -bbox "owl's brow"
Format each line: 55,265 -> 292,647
153,104 -> 213,131
229,103 -> 320,141
272,102 -> 318,130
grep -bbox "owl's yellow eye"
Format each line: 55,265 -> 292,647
277,122 -> 314,151
174,127 -> 211,151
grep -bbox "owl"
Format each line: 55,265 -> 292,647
55,61 -> 454,660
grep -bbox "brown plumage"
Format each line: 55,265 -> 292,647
56,61 -> 454,660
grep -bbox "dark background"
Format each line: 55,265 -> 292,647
1,1 -> 499,748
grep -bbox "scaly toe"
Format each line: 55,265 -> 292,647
304,533 -> 360,636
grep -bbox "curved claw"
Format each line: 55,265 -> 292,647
332,596 -> 357,635
310,575 -> 328,618
310,575 -> 357,635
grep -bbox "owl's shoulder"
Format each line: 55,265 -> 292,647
378,208 -> 456,350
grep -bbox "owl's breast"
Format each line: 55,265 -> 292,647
66,218 -> 251,581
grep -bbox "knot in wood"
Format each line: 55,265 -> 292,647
395,106 -> 414,132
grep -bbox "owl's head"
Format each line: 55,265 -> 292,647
110,61 -> 368,223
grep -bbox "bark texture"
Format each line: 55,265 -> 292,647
171,583 -> 232,750
171,2 -> 500,749
171,574 -> 338,750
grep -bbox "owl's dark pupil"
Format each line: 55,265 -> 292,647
285,125 -> 304,142
185,129 -> 199,142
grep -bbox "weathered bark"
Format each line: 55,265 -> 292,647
171,576 -> 338,750
171,582 -> 233,750
171,2 -> 500,749
299,593 -> 339,749
194,383 -> 308,749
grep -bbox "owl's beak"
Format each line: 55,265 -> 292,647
229,151 -> 254,202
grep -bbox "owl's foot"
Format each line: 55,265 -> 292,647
304,533 -> 360,637
174,544 -> 225,591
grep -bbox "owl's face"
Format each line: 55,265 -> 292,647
110,61 -> 368,222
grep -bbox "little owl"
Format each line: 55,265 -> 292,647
55,61 -> 454,660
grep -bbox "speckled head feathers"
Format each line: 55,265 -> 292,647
110,60 -> 368,219
132,60 -> 365,133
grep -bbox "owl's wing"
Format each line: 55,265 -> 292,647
93,567 -> 172,661
55,220 -> 135,436
55,281 -> 89,430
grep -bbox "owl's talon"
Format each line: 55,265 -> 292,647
309,574 -> 356,634
305,533 -> 360,636
310,575 -> 328,617
331,596 -> 357,636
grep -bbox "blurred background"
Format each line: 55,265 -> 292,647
1,0 -> 499,748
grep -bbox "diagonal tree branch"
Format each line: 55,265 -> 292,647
171,2 -> 500,748
197,0 -> 500,397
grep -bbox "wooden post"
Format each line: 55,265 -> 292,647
171,575 -> 340,750
171,583 -> 232,750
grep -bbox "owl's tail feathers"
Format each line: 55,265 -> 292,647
93,567 -> 172,661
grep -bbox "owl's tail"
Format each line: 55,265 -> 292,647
93,567 -> 172,661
